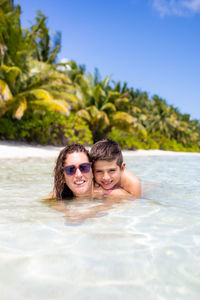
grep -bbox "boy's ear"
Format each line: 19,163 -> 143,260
121,162 -> 126,171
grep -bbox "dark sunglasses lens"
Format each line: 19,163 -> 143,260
64,163 -> 91,175
79,163 -> 91,173
65,166 -> 76,175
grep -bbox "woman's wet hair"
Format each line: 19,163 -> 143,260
54,144 -> 90,199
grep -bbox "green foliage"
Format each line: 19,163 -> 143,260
0,116 -> 19,139
0,111 -> 93,145
31,10 -> 61,64
108,129 -> 147,150
0,1 -> 74,120
70,70 -> 135,142
0,0 -> 199,152
108,129 -> 200,152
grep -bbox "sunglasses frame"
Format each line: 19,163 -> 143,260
63,162 -> 92,176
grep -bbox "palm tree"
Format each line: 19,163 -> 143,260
0,60 -> 76,119
173,117 -> 200,146
71,72 -> 135,142
64,60 -> 86,84
0,0 -> 28,69
146,95 -> 177,138
0,1 -> 77,119
120,88 -> 149,139
30,10 -> 61,64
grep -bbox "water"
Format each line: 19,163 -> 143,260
0,147 -> 200,300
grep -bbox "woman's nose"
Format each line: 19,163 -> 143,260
74,167 -> 82,177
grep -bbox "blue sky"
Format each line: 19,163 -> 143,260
16,0 -> 200,121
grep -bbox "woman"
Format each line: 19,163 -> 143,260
51,143 -> 95,199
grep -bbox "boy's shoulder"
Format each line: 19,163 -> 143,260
121,169 -> 140,181
120,169 -> 141,198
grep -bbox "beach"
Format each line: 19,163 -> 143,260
0,140 -> 200,158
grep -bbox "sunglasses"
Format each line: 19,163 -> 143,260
63,162 -> 92,176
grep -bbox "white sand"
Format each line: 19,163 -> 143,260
0,141 -> 199,158
0,141 -> 62,158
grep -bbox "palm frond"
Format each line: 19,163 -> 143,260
77,109 -> 91,122
30,98 -> 71,115
0,78 -> 12,101
13,97 -> 27,119
101,102 -> 116,113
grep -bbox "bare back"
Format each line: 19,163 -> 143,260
120,169 -> 141,198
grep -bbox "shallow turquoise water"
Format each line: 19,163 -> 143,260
0,153 -> 200,300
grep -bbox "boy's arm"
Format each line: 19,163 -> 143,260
107,187 -> 133,198
120,170 -> 142,198
94,185 -> 131,198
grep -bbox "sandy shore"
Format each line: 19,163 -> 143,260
0,140 -> 199,158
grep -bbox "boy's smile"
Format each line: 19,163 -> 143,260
93,159 -> 125,190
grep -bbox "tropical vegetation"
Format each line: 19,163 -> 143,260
0,0 -> 199,152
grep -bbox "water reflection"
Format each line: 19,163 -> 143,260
45,197 -> 134,224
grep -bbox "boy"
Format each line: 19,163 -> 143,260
90,138 -> 141,198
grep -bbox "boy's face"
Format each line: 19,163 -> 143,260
93,159 -> 125,190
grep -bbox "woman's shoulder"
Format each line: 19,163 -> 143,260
42,189 -> 57,200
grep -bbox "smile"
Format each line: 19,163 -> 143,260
102,181 -> 112,185
74,180 -> 85,185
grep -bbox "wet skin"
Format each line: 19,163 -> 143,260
93,159 -> 125,190
63,152 -> 94,197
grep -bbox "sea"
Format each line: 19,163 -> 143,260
0,142 -> 200,300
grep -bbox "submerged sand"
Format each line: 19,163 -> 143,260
0,140 -> 200,158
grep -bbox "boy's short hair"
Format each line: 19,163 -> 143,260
90,138 -> 123,168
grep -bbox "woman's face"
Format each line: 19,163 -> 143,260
63,152 -> 93,197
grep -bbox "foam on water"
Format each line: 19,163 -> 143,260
0,142 -> 200,300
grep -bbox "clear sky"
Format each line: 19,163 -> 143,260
16,0 -> 200,121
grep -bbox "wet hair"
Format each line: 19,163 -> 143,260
54,144 -> 90,199
90,138 -> 123,168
